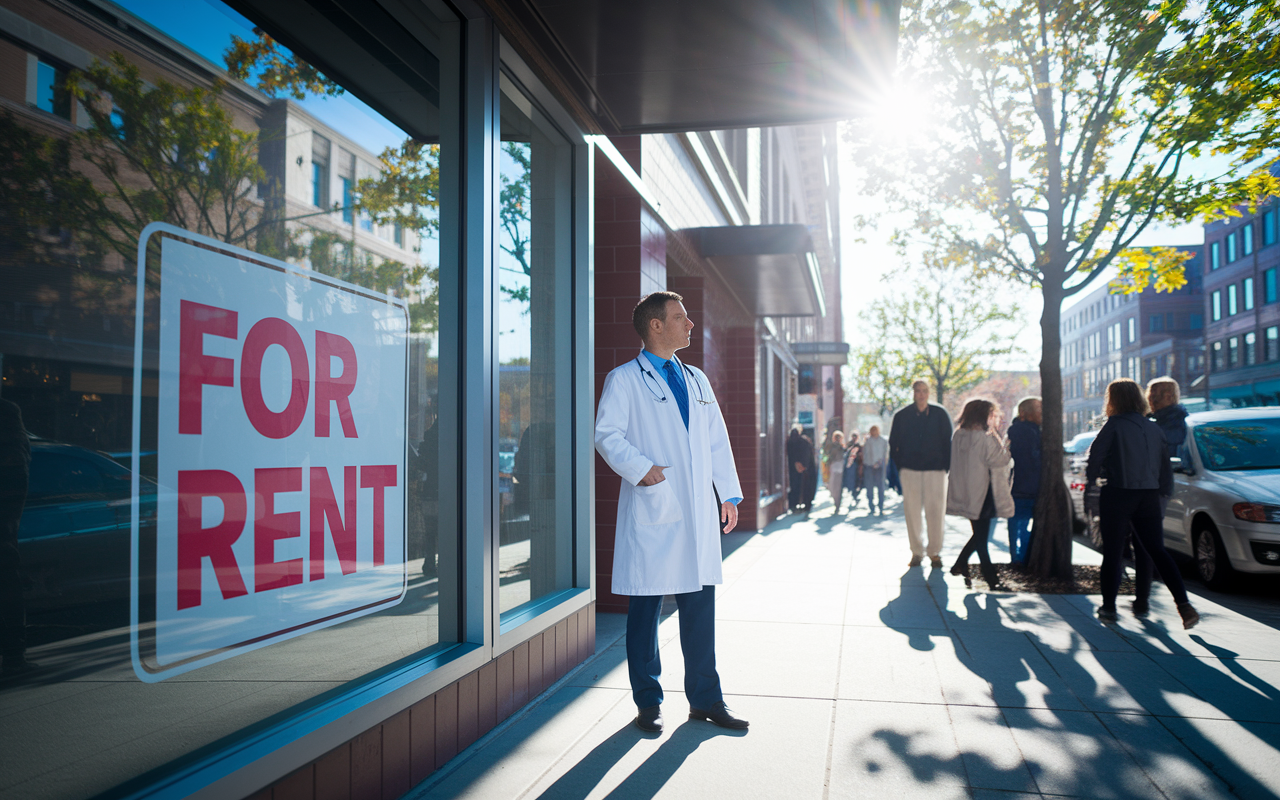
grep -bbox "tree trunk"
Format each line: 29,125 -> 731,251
1028,274 -> 1074,579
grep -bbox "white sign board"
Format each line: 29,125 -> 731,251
132,225 -> 408,681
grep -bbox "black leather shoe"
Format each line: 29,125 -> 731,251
635,705 -> 663,733
689,701 -> 749,730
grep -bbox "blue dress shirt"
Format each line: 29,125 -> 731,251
641,350 -> 740,507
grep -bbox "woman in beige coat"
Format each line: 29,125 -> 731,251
946,399 -> 1014,589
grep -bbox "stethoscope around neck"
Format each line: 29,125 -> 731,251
635,356 -> 713,405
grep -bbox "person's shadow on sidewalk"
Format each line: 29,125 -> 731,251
533,720 -> 746,800
861,567 -> 1280,798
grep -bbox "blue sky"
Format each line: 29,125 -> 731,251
108,0 -> 407,154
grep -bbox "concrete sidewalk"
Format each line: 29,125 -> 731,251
410,491 -> 1280,799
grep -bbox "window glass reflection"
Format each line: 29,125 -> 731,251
0,0 -> 457,795
497,75 -> 573,616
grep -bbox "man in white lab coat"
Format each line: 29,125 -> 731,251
595,291 -> 747,734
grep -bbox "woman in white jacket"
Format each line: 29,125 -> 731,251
946,399 -> 1014,589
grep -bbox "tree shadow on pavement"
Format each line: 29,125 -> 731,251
859,569 -> 1280,799
533,720 -> 746,800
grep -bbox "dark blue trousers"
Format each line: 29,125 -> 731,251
626,585 -> 723,709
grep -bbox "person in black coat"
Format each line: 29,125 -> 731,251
1086,379 -> 1199,629
0,398 -> 32,676
1005,397 -> 1042,566
786,427 -> 817,513
1125,377 -> 1189,616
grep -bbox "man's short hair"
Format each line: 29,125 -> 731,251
632,291 -> 684,341
1147,377 -> 1180,406
912,379 -> 930,390
1017,396 -> 1042,420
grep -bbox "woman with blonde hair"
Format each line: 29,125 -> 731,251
946,398 -> 1013,589
1086,379 -> 1199,628
825,430 -> 847,514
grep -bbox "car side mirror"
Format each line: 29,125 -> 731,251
1171,456 -> 1194,475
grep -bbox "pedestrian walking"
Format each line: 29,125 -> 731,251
946,398 -> 1013,590
843,431 -> 863,510
594,291 -> 749,734
890,379 -> 953,568
1086,378 -> 1199,629
787,426 -> 818,514
824,430 -> 847,513
1006,396 -> 1042,566
861,425 -> 888,515
1125,376 -> 1189,617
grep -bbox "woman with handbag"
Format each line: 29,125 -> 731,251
1087,379 -> 1199,628
946,398 -> 1013,590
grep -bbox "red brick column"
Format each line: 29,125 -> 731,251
594,137 -> 644,614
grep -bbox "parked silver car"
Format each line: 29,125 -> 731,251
1164,408 -> 1280,590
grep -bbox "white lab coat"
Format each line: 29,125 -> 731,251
594,352 -> 742,596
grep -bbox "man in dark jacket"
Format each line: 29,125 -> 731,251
890,380 -> 953,567
786,427 -> 816,513
1006,397 -> 1042,566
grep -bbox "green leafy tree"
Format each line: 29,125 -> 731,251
225,28 -> 344,100
499,141 -> 532,305
847,0 -> 1280,578
849,267 -> 1022,413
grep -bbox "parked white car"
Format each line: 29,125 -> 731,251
1164,408 -> 1280,590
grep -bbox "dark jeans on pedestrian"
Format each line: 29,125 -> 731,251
1130,495 -> 1171,602
1100,487 -> 1188,610
954,487 -> 998,587
626,586 -> 723,710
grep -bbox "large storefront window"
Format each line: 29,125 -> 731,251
496,74 -> 574,620
0,0 -> 459,796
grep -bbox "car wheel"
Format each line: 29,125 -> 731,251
1195,525 -> 1235,592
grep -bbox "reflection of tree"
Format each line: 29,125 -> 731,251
1194,425 -> 1280,470
69,55 -> 280,261
224,28 -> 345,100
499,141 -> 532,306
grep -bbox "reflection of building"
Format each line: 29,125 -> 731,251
1202,207 -> 1280,406
0,0 -> 422,457
1060,249 -> 1204,438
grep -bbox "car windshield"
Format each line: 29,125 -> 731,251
1193,418 -> 1280,471
1065,433 -> 1097,454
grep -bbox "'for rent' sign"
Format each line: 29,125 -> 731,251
132,225 -> 409,681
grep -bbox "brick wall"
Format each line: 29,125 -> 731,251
245,606 -> 595,800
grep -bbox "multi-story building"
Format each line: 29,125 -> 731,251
1202,204 -> 1280,406
1060,249 -> 1204,438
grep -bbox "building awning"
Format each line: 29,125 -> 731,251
791,341 -> 850,366
483,0 -> 901,134
687,225 -> 826,317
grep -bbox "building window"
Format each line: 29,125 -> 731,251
1227,231 -> 1238,262
1244,277 -> 1255,310
1210,241 -> 1221,270
1266,268 -> 1277,304
1265,209 -> 1278,247
1212,290 -> 1222,321
1243,223 -> 1254,256
32,58 -> 72,120
393,222 -> 404,247
1212,341 -> 1224,371
1268,327 -> 1279,361
311,134 -> 330,208
1228,336 -> 1240,368
1150,314 -> 1164,332
1245,331 -> 1257,365
1228,284 -> 1238,316
1128,316 -> 1136,343
1190,313 -> 1203,330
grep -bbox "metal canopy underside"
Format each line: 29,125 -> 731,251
490,0 -> 901,134
688,225 -> 824,317
791,341 -> 851,366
